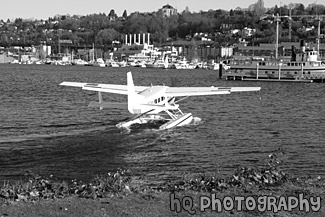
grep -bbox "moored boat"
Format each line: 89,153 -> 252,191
222,45 -> 325,83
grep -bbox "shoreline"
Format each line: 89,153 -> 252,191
1,153 -> 325,216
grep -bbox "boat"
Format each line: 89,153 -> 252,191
207,60 -> 220,70
222,15 -> 325,83
72,59 -> 88,66
145,56 -> 169,69
107,60 -> 120,67
222,44 -> 325,83
173,57 -> 196,69
93,58 -> 106,67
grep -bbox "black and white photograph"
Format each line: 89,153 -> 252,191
0,0 -> 324,216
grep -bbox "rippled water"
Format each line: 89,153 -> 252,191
0,64 -> 324,184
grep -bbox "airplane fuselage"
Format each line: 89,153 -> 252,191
128,86 -> 177,115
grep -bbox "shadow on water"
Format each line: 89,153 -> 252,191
0,124 -> 130,182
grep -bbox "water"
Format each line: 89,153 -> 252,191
0,64 -> 324,184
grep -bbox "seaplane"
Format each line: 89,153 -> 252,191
60,72 -> 260,130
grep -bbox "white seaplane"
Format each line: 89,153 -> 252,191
60,72 -> 260,130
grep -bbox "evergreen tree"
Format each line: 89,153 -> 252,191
122,10 -> 128,19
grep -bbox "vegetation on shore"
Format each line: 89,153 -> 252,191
1,152 -> 324,216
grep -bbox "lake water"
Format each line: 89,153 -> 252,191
0,64 -> 324,184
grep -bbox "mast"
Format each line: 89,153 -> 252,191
288,8 -> 292,41
275,14 -> 280,59
92,43 -> 95,62
317,17 -> 320,53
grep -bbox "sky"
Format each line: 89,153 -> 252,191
0,0 -> 320,21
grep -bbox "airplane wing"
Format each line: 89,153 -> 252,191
60,82 -> 148,95
165,87 -> 260,97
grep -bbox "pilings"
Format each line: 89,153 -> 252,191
125,33 -> 150,46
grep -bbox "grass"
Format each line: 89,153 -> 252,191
1,152 -> 325,216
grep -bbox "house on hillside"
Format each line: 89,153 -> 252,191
159,4 -> 177,17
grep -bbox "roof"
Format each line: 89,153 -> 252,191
162,4 -> 174,9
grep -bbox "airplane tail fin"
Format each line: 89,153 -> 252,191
127,72 -> 138,113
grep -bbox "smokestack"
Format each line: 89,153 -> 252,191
300,40 -> 305,53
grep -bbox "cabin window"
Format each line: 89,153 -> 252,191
162,97 -> 165,101
295,63 -> 298,66
265,71 -> 268,74
294,72 -> 297,74
272,71 -> 275,74
154,99 -> 157,104
303,63 -> 306,66
287,63 -> 290,66
308,72 -> 311,74
158,98 -> 160,103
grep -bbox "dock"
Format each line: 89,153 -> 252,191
223,75 -> 322,83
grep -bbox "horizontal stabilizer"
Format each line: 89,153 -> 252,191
88,101 -> 128,109
60,82 -> 87,87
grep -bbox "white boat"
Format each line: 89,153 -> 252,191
145,57 -> 168,69
93,58 -> 106,67
173,58 -> 196,69
72,59 -> 88,66
107,60 -> 120,67
223,46 -> 325,82
207,60 -> 220,70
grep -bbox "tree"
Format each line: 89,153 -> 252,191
122,10 -> 128,19
249,0 -> 265,17
296,4 -> 305,15
96,28 -> 120,46
108,9 -> 117,20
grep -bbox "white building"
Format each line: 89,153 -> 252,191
160,4 -> 177,17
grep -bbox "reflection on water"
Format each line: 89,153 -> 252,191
0,64 -> 324,184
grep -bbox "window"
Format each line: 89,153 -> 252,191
154,99 -> 157,104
